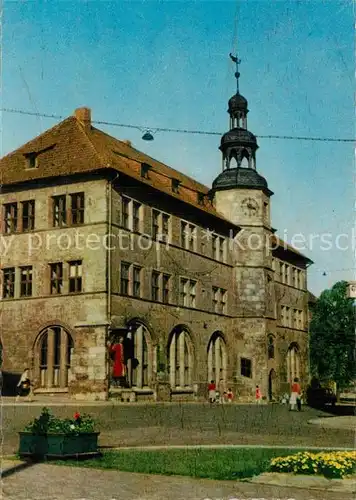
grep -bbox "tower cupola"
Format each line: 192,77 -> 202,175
212,52 -> 271,196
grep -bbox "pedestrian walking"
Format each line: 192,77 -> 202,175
208,380 -> 216,404
289,377 -> 301,411
255,385 -> 262,404
16,368 -> 31,402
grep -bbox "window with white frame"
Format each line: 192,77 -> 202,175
121,197 -> 130,230
68,261 -> 82,293
267,335 -> 275,359
297,310 -> 304,329
292,308 -> 298,328
2,267 -> 15,298
212,287 -> 227,314
132,265 -> 142,298
121,196 -> 143,232
212,234 -> 226,262
132,201 -> 142,232
3,202 -> 18,233
284,264 -> 289,285
180,278 -> 196,307
151,271 -> 171,303
168,328 -> 193,388
281,305 -> 286,325
279,262 -> 284,282
299,270 -> 304,289
152,209 -> 171,242
181,221 -> 197,251
22,200 -> 35,231
20,266 -> 33,297
120,262 -> 143,298
120,262 -> 131,295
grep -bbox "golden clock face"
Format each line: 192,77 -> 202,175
241,197 -> 258,216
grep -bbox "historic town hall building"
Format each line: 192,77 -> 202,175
0,58 -> 312,401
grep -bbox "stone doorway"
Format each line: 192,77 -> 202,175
35,326 -> 74,389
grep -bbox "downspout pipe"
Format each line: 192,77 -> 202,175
106,172 -> 119,398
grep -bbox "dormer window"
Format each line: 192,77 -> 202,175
141,163 -> 150,179
171,179 -> 180,194
24,152 -> 38,169
197,192 -> 205,205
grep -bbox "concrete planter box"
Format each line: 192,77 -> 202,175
19,432 -> 100,459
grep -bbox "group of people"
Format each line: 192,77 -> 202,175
208,380 -> 234,404
208,377 -> 303,410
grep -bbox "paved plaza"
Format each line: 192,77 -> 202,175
1,462 -> 355,500
0,401 -> 354,499
0,400 -> 354,455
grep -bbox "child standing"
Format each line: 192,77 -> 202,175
226,388 -> 233,403
208,380 -> 216,404
255,385 -> 262,404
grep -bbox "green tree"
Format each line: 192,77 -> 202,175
309,280 -> 356,394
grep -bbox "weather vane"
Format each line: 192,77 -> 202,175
229,52 -> 241,94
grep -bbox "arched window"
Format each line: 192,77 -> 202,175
126,324 -> 152,389
240,149 -> 250,169
168,327 -> 193,388
229,156 -> 238,169
207,332 -> 227,384
267,335 -> 275,359
36,326 -> 73,389
286,343 -> 300,383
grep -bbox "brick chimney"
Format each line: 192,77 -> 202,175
74,107 -> 91,131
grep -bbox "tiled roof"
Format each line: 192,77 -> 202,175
0,112 -> 231,225
271,235 -> 313,264
0,108 -> 311,262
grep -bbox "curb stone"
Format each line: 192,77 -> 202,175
246,472 -> 356,493
0,459 -> 32,478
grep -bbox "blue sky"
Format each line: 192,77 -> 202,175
2,0 -> 354,296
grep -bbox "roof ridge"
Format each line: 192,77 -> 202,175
0,116 -> 75,161
91,125 -> 210,193
74,120 -> 108,167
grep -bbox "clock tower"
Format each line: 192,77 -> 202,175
211,53 -> 273,269
210,53 -> 276,398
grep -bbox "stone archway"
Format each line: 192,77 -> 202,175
207,332 -> 227,386
126,322 -> 153,389
167,326 -> 193,389
286,343 -> 300,383
268,369 -> 276,401
34,325 -> 74,389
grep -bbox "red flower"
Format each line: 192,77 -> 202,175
74,412 -> 81,420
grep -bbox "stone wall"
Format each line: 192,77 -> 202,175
0,178 -> 109,398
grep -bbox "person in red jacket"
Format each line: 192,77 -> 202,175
208,380 -> 216,404
289,377 -> 302,411
108,336 -> 126,387
255,385 -> 262,404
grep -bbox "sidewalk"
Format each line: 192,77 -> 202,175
308,415 -> 356,431
1,462 -> 353,500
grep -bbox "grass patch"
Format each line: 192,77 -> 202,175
51,448 -> 327,480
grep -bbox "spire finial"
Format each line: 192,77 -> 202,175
229,53 -> 241,94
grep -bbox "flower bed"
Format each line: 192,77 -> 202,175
19,407 -> 100,459
269,451 -> 356,479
